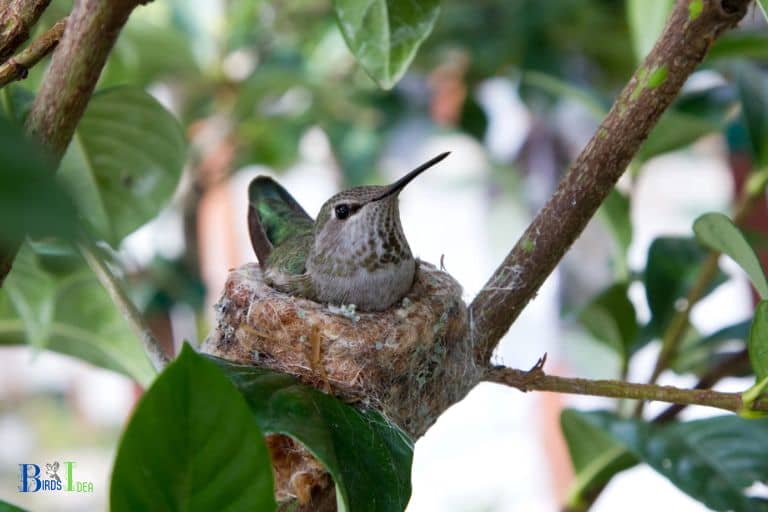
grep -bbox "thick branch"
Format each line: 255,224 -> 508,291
469,0 -> 751,364
484,363 -> 768,414
24,0 -> 142,161
0,17 -> 65,87
0,0 -> 50,62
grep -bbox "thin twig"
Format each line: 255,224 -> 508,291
653,349 -> 750,422
0,17 -> 65,87
79,237 -> 169,372
484,362 -> 768,414
468,0 -> 751,365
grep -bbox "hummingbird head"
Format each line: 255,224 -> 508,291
309,152 -> 450,274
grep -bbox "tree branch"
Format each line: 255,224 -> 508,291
0,17 -> 65,87
0,0 -> 144,288
25,0 -> 144,161
0,0 -> 50,62
484,360 -> 768,414
79,237 -> 169,372
653,349 -> 750,422
469,0 -> 751,365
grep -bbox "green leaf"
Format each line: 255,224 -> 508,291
560,410 -> 637,509
0,499 -> 27,512
521,71 -> 608,120
626,0 -> 673,62
58,86 -> 187,246
578,282 -> 638,361
0,118 -> 78,246
732,63 -> 768,168
332,0 -> 441,89
212,356 -> 414,512
579,410 -> 768,512
637,86 -> 735,161
2,244 -> 56,349
644,237 -> 727,336
694,212 -> 768,299
0,85 -> 34,125
672,319 -> 751,376
0,244 -> 156,386
597,188 -> 632,277
638,110 -> 720,162
758,0 -> 768,23
111,344 -> 276,512
749,301 -> 768,382
709,32 -> 768,61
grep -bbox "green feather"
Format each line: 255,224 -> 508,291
248,177 -> 314,274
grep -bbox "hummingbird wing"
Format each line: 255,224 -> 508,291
248,177 -> 314,267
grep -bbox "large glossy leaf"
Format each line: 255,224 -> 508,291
749,301 -> 768,382
626,0 -> 673,62
58,86 -> 187,246
0,243 -> 156,386
644,237 -> 726,337
211,356 -> 414,512
332,0 -> 441,89
578,410 -> 768,512
560,410 -> 637,509
578,282 -> 638,361
111,344 -> 276,512
694,212 -> 768,299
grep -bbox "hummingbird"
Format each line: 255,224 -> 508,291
247,152 -> 450,311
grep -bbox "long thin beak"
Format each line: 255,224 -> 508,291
373,152 -> 450,202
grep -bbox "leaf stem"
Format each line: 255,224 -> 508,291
79,237 -> 169,372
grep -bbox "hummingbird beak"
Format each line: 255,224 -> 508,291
373,151 -> 450,202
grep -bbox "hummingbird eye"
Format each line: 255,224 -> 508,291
334,204 -> 351,220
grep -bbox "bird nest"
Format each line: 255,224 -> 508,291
201,260 -> 473,506
203,260 -> 472,434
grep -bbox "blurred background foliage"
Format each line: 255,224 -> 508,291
3,0 -> 768,510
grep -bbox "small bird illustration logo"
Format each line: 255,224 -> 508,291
45,461 -> 60,483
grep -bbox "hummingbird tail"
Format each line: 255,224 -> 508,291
248,176 -> 313,265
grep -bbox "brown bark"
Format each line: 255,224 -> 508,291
0,0 -> 50,62
25,0 -> 143,161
